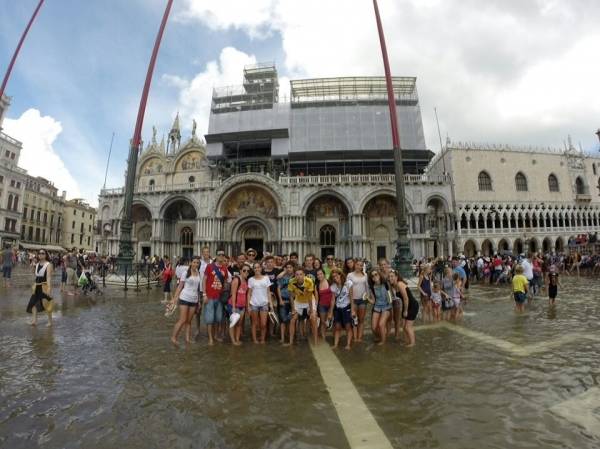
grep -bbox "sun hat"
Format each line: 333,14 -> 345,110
229,312 -> 241,328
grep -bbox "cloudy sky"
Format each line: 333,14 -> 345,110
1,0 -> 599,205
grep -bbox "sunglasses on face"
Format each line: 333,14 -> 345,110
241,269 -> 249,273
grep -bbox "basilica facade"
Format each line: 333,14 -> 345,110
97,130 -> 454,261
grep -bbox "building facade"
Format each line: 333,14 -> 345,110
20,176 -> 66,249
97,66 -> 455,261
63,199 -> 96,251
427,140 -> 600,256
0,94 -> 27,247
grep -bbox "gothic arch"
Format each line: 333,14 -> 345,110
159,196 -> 199,220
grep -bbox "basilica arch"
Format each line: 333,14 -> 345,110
132,203 -> 153,259
363,194 -> 397,263
218,184 -> 280,257
160,197 -> 198,259
305,193 -> 351,260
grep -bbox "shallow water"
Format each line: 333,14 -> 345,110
1,269 -> 599,449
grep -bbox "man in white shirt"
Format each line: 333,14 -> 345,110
520,253 -> 534,297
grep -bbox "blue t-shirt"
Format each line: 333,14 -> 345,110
453,266 -> 466,280
277,274 -> 292,300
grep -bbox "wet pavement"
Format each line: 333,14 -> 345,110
1,267 -> 599,449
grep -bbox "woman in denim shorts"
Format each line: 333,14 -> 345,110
247,263 -> 274,344
368,270 -> 392,345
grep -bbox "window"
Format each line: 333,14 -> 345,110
594,163 -> 597,176
21,225 -> 25,239
0,175 -> 3,183
189,176 -> 195,183
376,245 -> 387,260
28,226 -> 33,240
80,222 -> 84,232
72,221 -> 75,229
74,210 -> 76,216
7,194 -> 13,210
16,181 -> 20,188
5,150 -> 9,157
71,234 -> 74,244
88,224 -> 91,232
548,174 -> 559,192
43,213 -> 47,224
36,211 -> 40,221
478,171 -> 492,191
4,218 -> 9,231
50,215 -> 54,226
79,235 -> 83,245
10,153 -> 15,160
30,209 -> 34,220
42,229 -> 46,242
576,177 -> 585,195
13,195 -> 18,211
515,172 -> 528,191
23,207 -> 27,218
149,179 -> 155,188
87,236 -> 90,246
35,228 -> 40,242
10,180 -> 15,187
319,225 -> 336,246
180,227 -> 193,246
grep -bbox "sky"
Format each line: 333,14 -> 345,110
1,0 -> 599,206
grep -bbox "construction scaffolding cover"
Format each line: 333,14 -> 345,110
290,76 -> 418,106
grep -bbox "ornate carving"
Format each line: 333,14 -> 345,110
307,196 -> 348,218
223,187 -> 277,218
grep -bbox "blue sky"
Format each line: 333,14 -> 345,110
2,0 -> 599,205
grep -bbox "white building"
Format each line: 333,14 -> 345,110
427,140 -> 600,256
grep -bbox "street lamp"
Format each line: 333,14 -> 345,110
372,0 -> 413,277
117,0 -> 174,269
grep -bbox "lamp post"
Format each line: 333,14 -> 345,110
0,0 -> 45,112
372,0 -> 413,277
117,0 -> 173,268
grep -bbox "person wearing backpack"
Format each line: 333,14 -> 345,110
202,250 -> 230,346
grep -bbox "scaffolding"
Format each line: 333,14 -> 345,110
211,62 -> 279,113
290,76 -> 418,107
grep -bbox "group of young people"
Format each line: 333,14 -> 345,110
165,249 -> 420,349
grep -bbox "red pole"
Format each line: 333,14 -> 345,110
132,0 -> 174,148
372,0 -> 400,150
0,0 -> 45,101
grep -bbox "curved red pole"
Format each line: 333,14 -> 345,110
132,0 -> 174,148
0,0 -> 45,100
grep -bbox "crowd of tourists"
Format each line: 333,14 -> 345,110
160,248 -> 420,349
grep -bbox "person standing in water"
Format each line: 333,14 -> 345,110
27,250 -> 53,327
512,265 -> 529,313
170,257 -> 201,345
547,266 -> 562,307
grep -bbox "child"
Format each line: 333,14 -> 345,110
430,281 -> 447,321
451,273 -> 464,320
512,265 -> 529,313
547,266 -> 561,306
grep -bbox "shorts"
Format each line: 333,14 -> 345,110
549,285 -> 558,299
403,298 -> 419,321
333,305 -> 353,327
373,304 -> 392,313
318,304 -> 330,314
453,299 -> 461,308
513,292 -> 527,304
227,304 -> 245,315
279,302 -> 292,323
294,302 -> 310,321
66,267 -> 77,286
204,299 -> 223,325
61,269 -> 67,283
353,299 -> 367,308
163,280 -> 171,293
2,266 -> 11,278
250,304 -> 269,312
178,299 -> 198,307
432,302 -> 441,309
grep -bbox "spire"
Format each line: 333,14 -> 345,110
167,112 -> 181,153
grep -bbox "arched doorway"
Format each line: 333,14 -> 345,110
542,237 -> 552,253
363,195 -> 397,261
498,239 -> 509,254
163,199 -> 197,258
132,203 -> 152,259
513,238 -> 524,255
555,236 -> 565,252
307,194 -> 350,258
528,238 -> 539,254
220,185 -> 279,255
481,239 -> 494,256
464,240 -> 477,257
426,197 -> 448,257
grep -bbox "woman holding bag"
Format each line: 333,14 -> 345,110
27,250 -> 53,327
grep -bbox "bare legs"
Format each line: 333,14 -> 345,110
229,310 -> 244,345
319,309 -> 328,340
333,323 -> 353,350
250,309 -> 268,344
171,305 -> 194,345
353,305 -> 366,342
371,310 -> 390,345
404,319 -> 416,347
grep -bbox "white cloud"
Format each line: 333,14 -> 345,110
163,46 -> 257,136
176,0 -> 275,38
178,0 -> 600,151
3,109 -> 82,198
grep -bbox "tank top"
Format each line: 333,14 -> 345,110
234,277 -> 248,308
35,262 -> 49,283
318,285 -> 333,307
